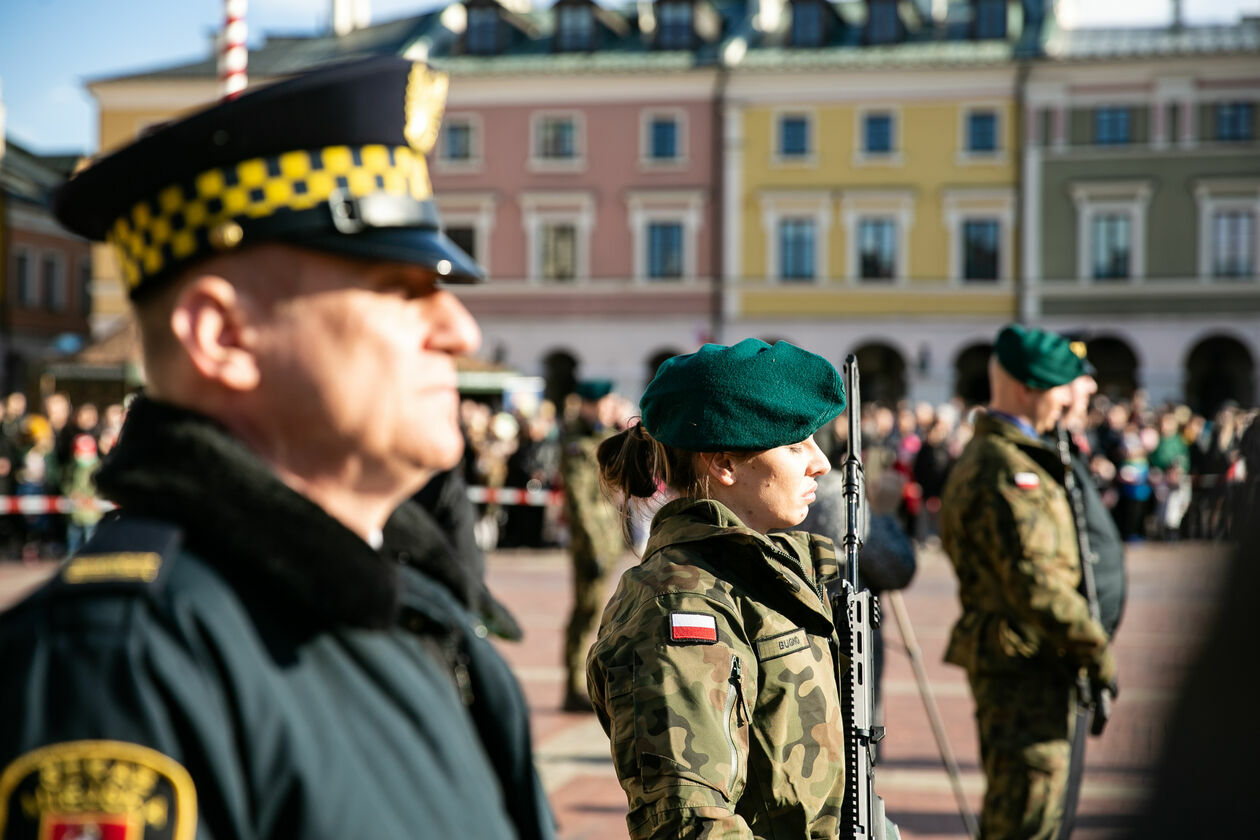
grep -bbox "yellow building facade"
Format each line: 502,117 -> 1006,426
725,56 -> 1022,402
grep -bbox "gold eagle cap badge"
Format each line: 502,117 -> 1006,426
404,63 -> 449,155
1070,341 -> 1088,359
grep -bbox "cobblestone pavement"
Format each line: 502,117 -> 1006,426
1,539 -> 1232,839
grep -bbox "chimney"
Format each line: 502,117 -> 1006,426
1171,0 -> 1184,31
333,0 -> 371,36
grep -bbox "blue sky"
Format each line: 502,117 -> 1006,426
2,0 -> 1257,154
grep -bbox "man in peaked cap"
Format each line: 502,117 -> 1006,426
0,57 -> 553,839
939,324 -> 1116,840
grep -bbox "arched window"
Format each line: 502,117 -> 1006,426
953,343 -> 993,406
1185,335 -> 1255,414
852,342 -> 907,406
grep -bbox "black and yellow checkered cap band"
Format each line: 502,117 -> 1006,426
107,143 -> 434,291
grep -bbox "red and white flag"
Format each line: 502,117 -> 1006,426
669,612 -> 718,644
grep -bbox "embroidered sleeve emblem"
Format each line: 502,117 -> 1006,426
1013,472 -> 1041,490
0,741 -> 196,840
669,612 -> 718,644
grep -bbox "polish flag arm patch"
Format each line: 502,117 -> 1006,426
669,612 -> 718,644
1013,472 -> 1040,490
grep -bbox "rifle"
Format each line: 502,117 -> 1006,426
831,355 -> 889,840
1054,425 -> 1112,736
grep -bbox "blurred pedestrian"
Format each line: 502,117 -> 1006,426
559,379 -> 625,711
0,57 -> 552,840
940,325 -> 1116,840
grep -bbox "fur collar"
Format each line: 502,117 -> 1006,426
95,397 -> 482,629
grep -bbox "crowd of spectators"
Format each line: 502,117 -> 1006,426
2,386 -> 1254,560
0,391 -> 127,560
456,389 -> 1257,552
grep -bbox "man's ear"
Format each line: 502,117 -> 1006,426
168,275 -> 260,391
704,452 -> 739,487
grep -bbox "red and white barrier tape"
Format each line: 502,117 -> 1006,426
0,487 -> 564,515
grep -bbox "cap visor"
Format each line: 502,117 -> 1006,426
285,228 -> 484,283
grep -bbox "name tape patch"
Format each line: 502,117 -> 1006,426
1013,472 -> 1041,490
669,612 -> 718,644
756,628 -> 809,661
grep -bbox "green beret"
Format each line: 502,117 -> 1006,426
994,324 -> 1087,389
640,338 -> 846,452
575,380 -> 614,401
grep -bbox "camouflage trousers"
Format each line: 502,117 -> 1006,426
969,671 -> 1076,840
564,550 -> 612,698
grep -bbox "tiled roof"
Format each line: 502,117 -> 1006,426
1045,21 -> 1260,60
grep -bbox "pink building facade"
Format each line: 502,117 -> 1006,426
431,68 -> 721,397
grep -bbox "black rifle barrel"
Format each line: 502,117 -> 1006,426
842,355 -> 864,590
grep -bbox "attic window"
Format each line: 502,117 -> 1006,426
466,6 -> 501,54
867,0 -> 900,45
556,5 -> 595,51
658,2 -> 693,50
974,0 -> 1006,40
791,1 -> 825,47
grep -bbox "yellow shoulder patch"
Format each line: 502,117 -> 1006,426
0,740 -> 196,840
61,553 -> 162,585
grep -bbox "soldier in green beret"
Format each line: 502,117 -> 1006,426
586,338 -> 898,839
559,379 -> 626,711
940,324 -> 1117,840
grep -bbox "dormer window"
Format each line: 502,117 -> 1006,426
556,4 -> 595,51
466,6 -> 501,55
866,0 -> 901,45
974,0 -> 1007,39
791,0 -> 826,47
657,2 -> 693,49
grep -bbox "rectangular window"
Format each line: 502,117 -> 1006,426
791,2 -> 824,46
1094,107 -> 1131,145
442,121 -> 473,162
556,6 -> 594,51
863,113 -> 894,154
778,218 -> 816,281
466,7 -> 499,54
962,219 -> 1000,281
658,2 -> 693,49
858,218 -> 896,280
1216,102 -> 1254,142
868,0 -> 900,44
79,259 -> 93,316
43,255 -> 65,312
541,223 -> 578,281
779,115 -> 810,158
649,117 -> 678,161
445,226 -> 477,263
15,251 -> 36,308
967,111 -> 998,153
647,221 -> 684,279
1091,214 -> 1131,280
538,116 -> 576,159
975,0 -> 1007,39
1212,210 -> 1255,278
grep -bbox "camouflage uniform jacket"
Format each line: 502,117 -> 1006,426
560,418 -> 624,564
587,497 -> 850,839
939,412 -> 1114,684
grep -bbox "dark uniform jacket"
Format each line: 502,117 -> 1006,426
0,398 -> 554,840
587,498 -> 849,840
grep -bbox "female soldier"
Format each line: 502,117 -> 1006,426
586,338 -> 875,839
